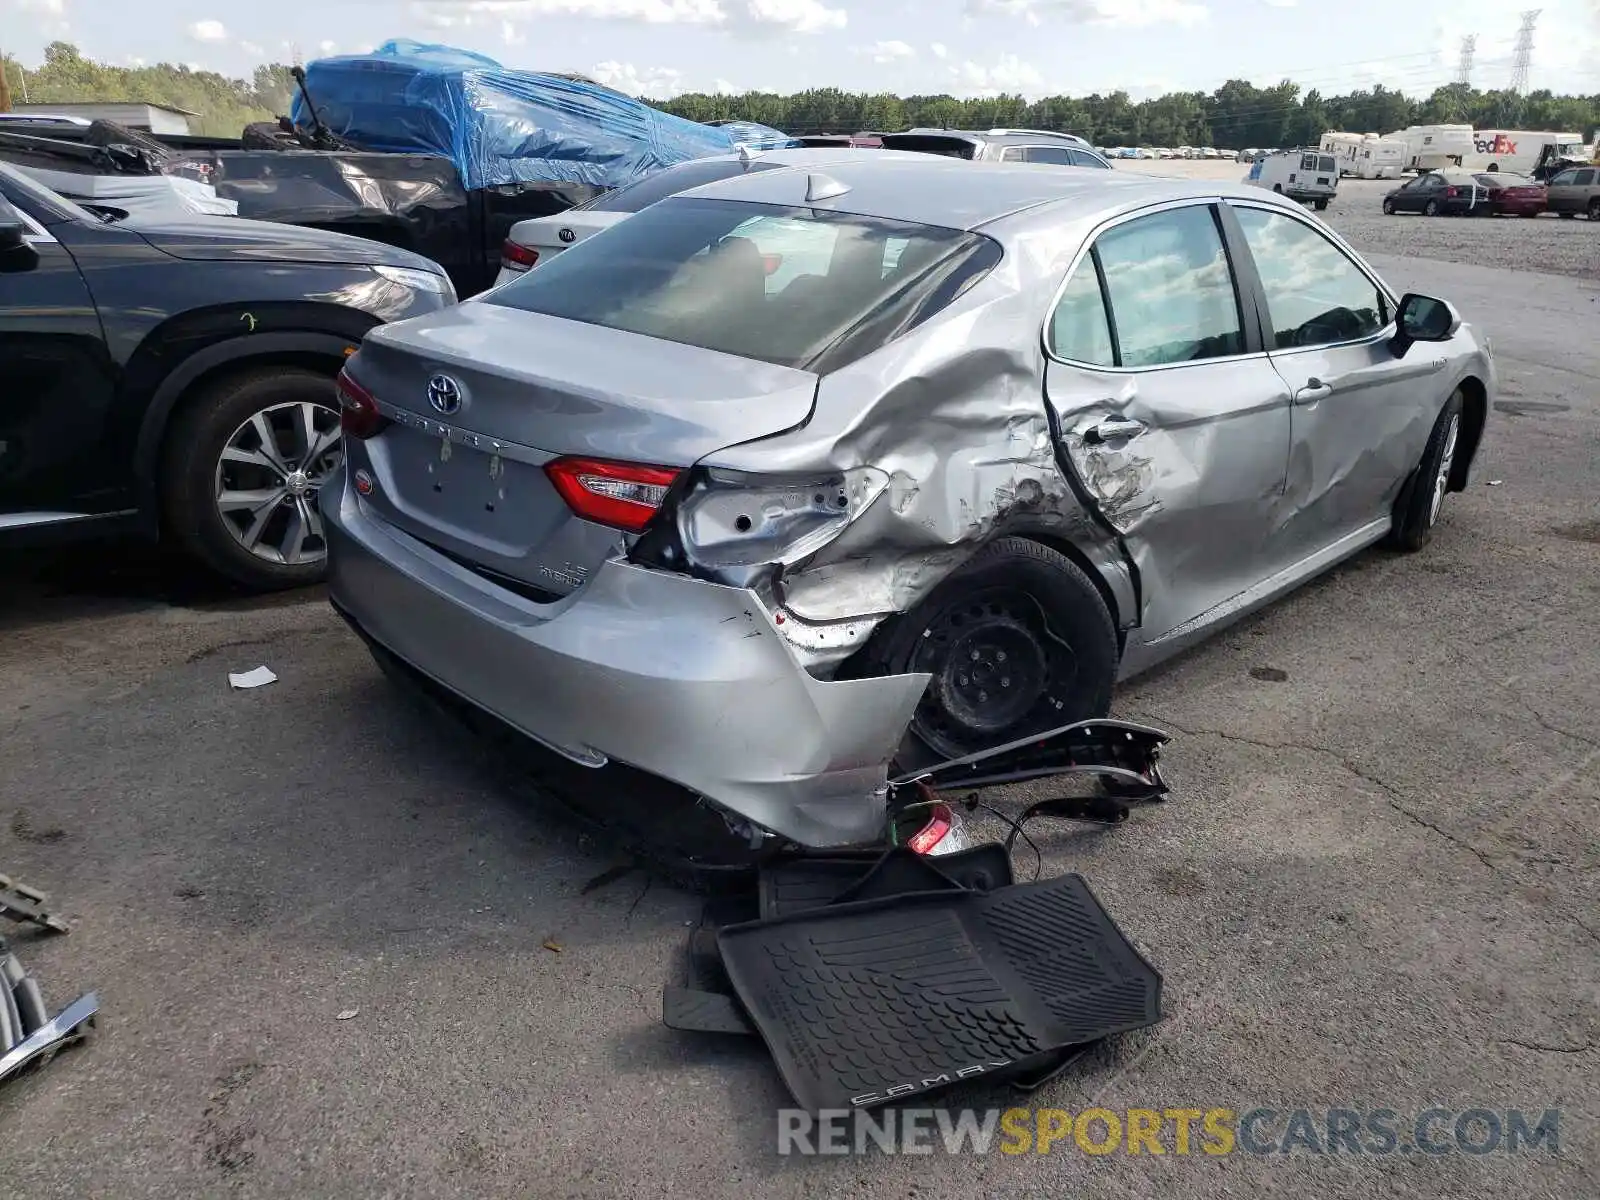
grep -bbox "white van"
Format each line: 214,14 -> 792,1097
1464,130 -> 1586,175
1245,149 -> 1339,208
1353,138 -> 1407,180
1396,125 -> 1473,171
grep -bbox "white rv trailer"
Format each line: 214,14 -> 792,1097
1318,131 -> 1370,175
1463,130 -> 1586,174
1395,125 -> 1473,171
1352,137 -> 1407,179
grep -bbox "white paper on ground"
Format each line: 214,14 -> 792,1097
228,666 -> 278,689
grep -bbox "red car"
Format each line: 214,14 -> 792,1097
1478,172 -> 1547,217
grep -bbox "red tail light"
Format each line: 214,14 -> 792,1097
336,368 -> 387,440
500,239 -> 540,270
1445,187 -> 1458,198
908,803 -> 955,855
544,457 -> 680,533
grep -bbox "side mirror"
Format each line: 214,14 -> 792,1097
0,220 -> 39,273
1390,292 -> 1460,357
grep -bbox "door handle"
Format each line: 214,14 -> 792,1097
1082,415 -> 1146,445
1293,378 -> 1333,405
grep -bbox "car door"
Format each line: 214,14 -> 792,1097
1543,169 -> 1577,213
1041,200 -> 1292,652
1227,200 -> 1448,558
0,188 -> 118,520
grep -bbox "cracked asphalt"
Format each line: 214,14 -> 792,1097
2,251 -> 1598,1198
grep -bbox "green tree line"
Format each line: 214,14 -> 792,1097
5,42 -> 1598,148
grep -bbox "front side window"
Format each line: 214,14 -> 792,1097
1232,206 -> 1386,349
1063,205 -> 1244,368
485,197 -> 998,372
1549,170 -> 1578,186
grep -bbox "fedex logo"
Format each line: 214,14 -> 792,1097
1474,134 -> 1518,155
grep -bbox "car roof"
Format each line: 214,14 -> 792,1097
673,153 -> 1287,233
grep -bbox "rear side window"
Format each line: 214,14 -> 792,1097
485,197 -> 999,372
1051,204 -> 1243,368
1024,146 -> 1074,165
1576,169 -> 1596,186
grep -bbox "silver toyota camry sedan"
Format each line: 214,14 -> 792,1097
323,152 -> 1494,849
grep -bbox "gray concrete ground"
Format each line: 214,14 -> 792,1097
2,221 -> 1598,1196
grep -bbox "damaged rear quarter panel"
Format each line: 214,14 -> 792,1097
699,225 -> 1124,636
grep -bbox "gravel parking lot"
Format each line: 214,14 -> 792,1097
3,171 -> 1599,1198
1130,157 -> 1600,280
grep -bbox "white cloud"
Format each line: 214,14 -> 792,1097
408,0 -> 843,34
126,55 -> 146,66
931,41 -> 948,57
589,59 -> 687,95
1262,0 -> 1295,7
239,40 -> 265,57
966,0 -> 1206,28
187,18 -> 228,42
737,0 -> 846,32
861,39 -> 915,63
955,53 -> 1045,95
14,0 -> 65,12
713,77 -> 739,93
502,19 -> 527,43
318,39 -> 338,55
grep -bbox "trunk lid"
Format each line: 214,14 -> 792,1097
500,210 -> 628,275
350,303 -> 818,596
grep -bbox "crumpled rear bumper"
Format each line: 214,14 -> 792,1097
323,470 -> 930,847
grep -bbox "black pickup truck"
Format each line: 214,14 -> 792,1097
0,120 -> 600,297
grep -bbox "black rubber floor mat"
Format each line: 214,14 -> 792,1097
662,986 -> 758,1035
759,844 -> 1015,919
717,874 -> 1161,1111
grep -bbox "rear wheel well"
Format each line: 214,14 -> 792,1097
1450,375 -> 1488,491
839,530 -> 1128,680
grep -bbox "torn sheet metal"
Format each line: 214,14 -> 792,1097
0,873 -> 71,935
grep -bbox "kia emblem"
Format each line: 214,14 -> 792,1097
558,227 -> 576,244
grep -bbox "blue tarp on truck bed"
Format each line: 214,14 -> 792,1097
291,41 -> 798,191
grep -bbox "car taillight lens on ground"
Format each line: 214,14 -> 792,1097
500,239 -> 540,271
907,804 -> 956,855
544,457 -> 680,533
336,368 -> 387,440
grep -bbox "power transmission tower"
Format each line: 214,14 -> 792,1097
1508,10 -> 1540,94
1454,35 -> 1477,87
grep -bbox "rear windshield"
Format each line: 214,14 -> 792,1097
878,134 -> 979,160
484,197 -> 999,372
1318,155 -> 1337,173
575,158 -> 784,215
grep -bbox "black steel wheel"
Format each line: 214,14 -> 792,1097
857,537 -> 1119,767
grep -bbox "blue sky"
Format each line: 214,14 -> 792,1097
6,0 -> 1599,100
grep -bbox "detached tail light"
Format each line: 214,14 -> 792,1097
336,368 -> 388,440
544,457 -> 680,533
907,803 -> 956,855
500,239 -> 540,272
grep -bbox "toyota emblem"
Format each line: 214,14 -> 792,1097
558,227 -> 576,244
427,373 -> 463,415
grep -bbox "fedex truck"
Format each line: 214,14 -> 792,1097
1464,130 -> 1586,174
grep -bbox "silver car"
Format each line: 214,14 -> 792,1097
324,156 -> 1493,849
